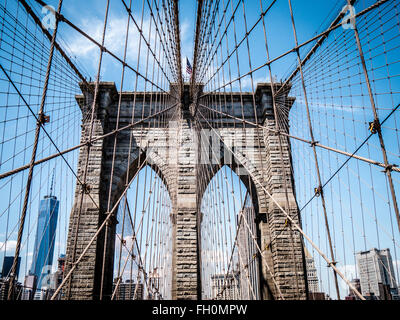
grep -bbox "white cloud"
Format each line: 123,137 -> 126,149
337,263 -> 357,293
65,14 -> 156,74
0,240 -> 17,253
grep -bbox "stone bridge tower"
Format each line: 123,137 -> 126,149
63,81 -> 308,300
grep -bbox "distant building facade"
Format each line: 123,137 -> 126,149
147,268 -> 162,300
112,279 -> 143,300
308,292 -> 325,300
21,275 -> 37,300
0,256 -> 22,300
25,254 -> 65,301
356,248 -> 398,300
211,272 -> 240,300
0,278 -> 22,300
345,278 -> 362,300
304,247 -> 327,300
304,248 -> 319,293
1,256 -> 21,278
33,289 -> 49,300
48,254 -> 66,300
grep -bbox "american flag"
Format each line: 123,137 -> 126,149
186,57 -> 192,75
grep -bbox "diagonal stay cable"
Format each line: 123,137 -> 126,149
198,0 -> 277,85
199,102 -> 400,173
1,61 -> 103,211
0,102 -> 179,180
273,0 -> 357,98
120,0 -> 174,85
17,0 -> 89,88
195,111 -> 285,299
200,0 -> 390,96
32,0 -> 177,97
299,103 -> 400,212
196,107 -> 366,300
50,155 -> 148,300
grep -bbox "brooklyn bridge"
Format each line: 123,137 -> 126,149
0,0 -> 399,301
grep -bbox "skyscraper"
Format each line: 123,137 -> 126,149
304,247 -> 320,293
211,272 -> 240,300
148,268 -> 162,300
0,278 -> 22,300
1,256 -> 21,279
29,184 -> 59,290
48,254 -> 66,300
345,278 -> 362,300
356,248 -> 398,300
303,247 -> 327,300
21,275 -> 37,300
112,279 -> 143,300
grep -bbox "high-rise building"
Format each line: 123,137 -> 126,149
0,278 -> 9,300
0,256 -> 22,300
304,247 -> 327,300
211,272 -> 240,300
304,247 -> 320,293
112,279 -> 143,300
1,256 -> 21,278
345,278 -> 362,300
29,255 -> 66,301
29,191 -> 59,290
33,288 -> 49,300
148,268 -> 162,300
47,254 -> 66,300
0,278 -> 22,300
356,248 -> 398,300
21,275 -> 37,300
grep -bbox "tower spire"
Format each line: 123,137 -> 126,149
49,167 -> 55,197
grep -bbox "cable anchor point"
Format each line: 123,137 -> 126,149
38,112 -> 50,125
383,164 -> 397,173
81,183 -> 91,194
314,185 -> 323,197
368,120 -> 381,134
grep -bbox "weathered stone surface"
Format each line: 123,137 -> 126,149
64,82 -> 307,300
